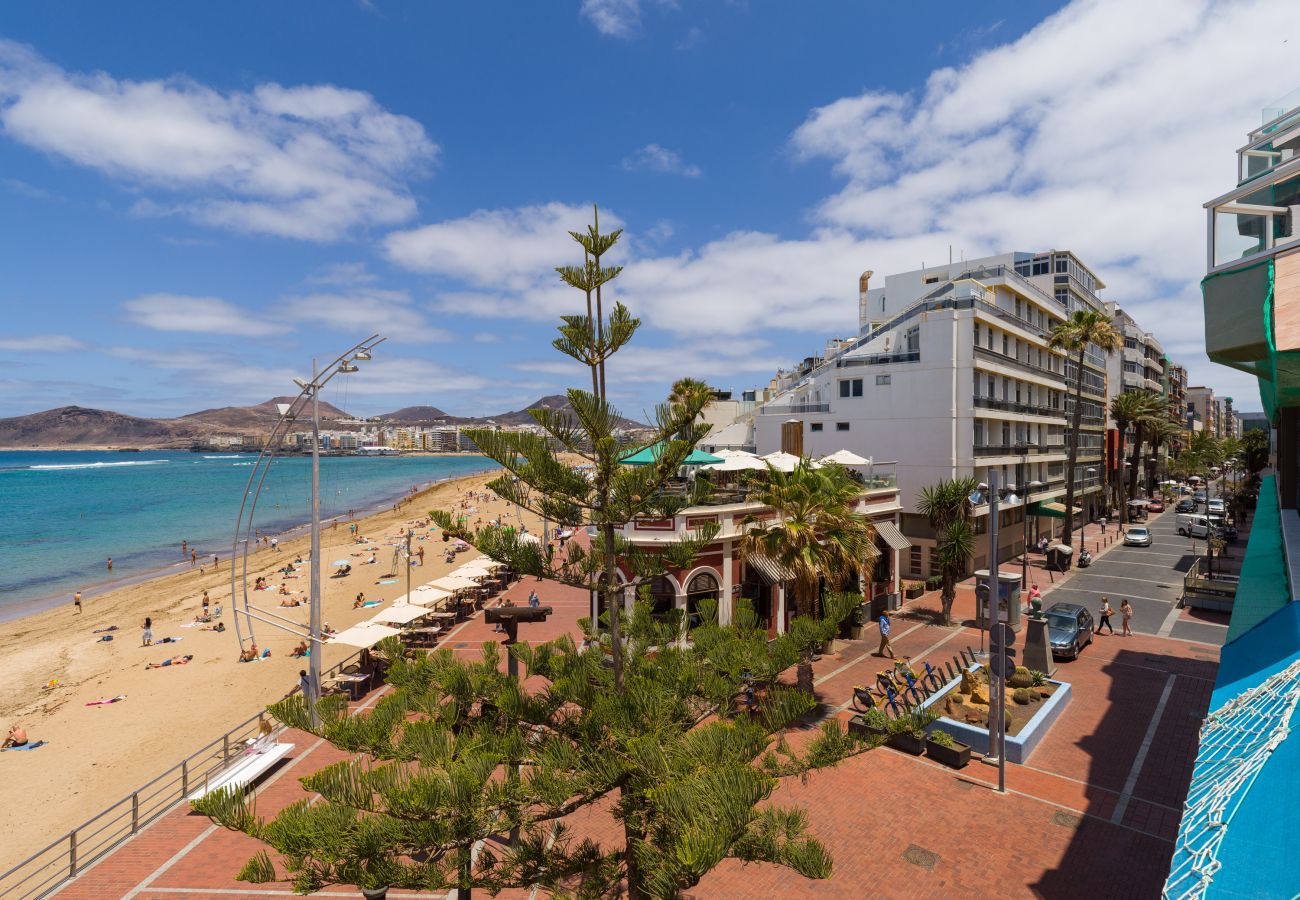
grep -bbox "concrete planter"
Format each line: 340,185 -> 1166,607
918,667 -> 1072,764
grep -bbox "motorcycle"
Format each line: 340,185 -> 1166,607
1077,548 -> 1094,568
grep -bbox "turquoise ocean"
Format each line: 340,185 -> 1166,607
1,450 -> 499,621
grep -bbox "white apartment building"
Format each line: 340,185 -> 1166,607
752,251 -> 1111,577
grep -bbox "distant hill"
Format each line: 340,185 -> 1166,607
474,395 -> 645,428
0,406 -> 199,449
180,396 -> 350,430
375,405 -> 451,424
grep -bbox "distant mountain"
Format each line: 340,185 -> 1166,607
375,405 -> 451,424
0,406 -> 199,449
180,396 -> 350,430
473,395 -> 645,428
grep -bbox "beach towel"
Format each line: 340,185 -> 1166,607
97,635 -> 114,642
1,741 -> 47,752
154,636 -> 182,644
377,579 -> 398,585
85,695 -> 126,706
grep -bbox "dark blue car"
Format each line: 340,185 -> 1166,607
1047,603 -> 1095,659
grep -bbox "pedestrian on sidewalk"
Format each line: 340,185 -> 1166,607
1120,599 -> 1133,636
877,609 -> 895,658
1098,598 -> 1115,634
1099,516 -> 1108,535
1027,582 -> 1042,607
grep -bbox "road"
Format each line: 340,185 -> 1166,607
1042,508 -> 1230,646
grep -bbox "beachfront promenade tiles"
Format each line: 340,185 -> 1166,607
55,572 -> 1217,898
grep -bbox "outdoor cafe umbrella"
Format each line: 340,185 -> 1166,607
450,566 -> 490,581
620,441 -> 723,466
715,449 -> 758,458
328,621 -> 402,648
702,455 -> 768,472
761,451 -> 819,472
818,449 -> 871,466
403,585 -> 453,606
430,575 -> 482,592
368,605 -> 431,626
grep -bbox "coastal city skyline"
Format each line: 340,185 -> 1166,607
3,0 -> 1293,419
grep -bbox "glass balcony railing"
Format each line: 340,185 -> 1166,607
1208,171 -> 1300,269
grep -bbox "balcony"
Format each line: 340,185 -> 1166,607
972,395 -> 1065,419
759,402 -> 830,415
972,345 -> 1067,383
833,350 -> 920,368
973,444 -> 1067,458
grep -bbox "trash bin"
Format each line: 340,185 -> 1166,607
1047,543 -> 1073,571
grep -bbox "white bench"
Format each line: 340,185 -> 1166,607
186,742 -> 294,802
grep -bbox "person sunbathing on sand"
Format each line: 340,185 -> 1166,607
200,621 -> 225,632
279,597 -> 303,607
239,644 -> 259,662
279,583 -> 290,595
353,592 -> 366,609
146,654 -> 193,670
290,640 -> 309,658
3,725 -> 27,748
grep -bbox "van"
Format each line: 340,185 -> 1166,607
1177,513 -> 1213,538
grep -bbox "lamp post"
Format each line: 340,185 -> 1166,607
231,335 -> 385,725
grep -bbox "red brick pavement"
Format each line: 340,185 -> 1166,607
49,573 -> 1216,899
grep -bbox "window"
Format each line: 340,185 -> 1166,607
810,422 -> 823,432
974,421 -> 985,446
909,546 -> 922,576
875,374 -> 891,385
1002,334 -> 1009,355
923,274 -> 941,284
839,378 -> 863,398
836,422 -> 850,432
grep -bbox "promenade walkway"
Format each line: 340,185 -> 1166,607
50,562 -> 1216,899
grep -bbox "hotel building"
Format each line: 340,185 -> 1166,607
751,251 -> 1111,577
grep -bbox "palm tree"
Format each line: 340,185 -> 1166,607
1144,419 -> 1185,497
1108,391 -> 1148,522
1124,392 -> 1167,512
916,477 -> 979,627
1049,310 -> 1121,546
740,461 -> 877,692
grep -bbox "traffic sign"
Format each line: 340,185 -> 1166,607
989,651 -> 1016,678
991,623 -> 1016,648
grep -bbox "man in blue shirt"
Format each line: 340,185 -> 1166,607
877,609 -> 895,658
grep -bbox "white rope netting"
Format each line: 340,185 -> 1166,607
1164,658 -> 1300,899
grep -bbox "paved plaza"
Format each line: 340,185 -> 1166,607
48,535 -> 1217,899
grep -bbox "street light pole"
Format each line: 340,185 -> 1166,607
309,359 -> 322,726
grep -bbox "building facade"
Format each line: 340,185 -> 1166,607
751,251 -> 1111,576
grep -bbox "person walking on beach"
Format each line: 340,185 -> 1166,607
73,590 -> 82,614
1121,599 -> 1133,636
201,591 -> 210,617
107,557 -> 113,572
181,540 -> 187,555
1098,598 -> 1115,635
877,609 -> 895,658
271,537 -> 278,552
191,549 -> 197,565
141,617 -> 153,646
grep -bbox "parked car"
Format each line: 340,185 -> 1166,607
1193,490 -> 1207,503
1147,499 -> 1165,512
1177,513 -> 1214,539
1047,603 -> 1095,659
1207,498 -> 1226,515
1176,499 -> 1196,513
1124,526 -> 1153,547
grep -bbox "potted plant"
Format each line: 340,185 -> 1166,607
849,707 -> 890,737
925,729 -> 971,769
925,575 -> 943,593
886,707 -> 936,755
848,603 -> 869,640
904,581 -> 925,600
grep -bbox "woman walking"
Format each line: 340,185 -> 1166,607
1098,598 -> 1115,635
1121,598 -> 1133,636
141,616 -> 153,646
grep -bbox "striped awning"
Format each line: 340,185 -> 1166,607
874,521 -> 911,552
746,553 -> 796,584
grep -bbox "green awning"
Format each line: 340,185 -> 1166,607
620,442 -> 723,466
1030,500 -> 1081,519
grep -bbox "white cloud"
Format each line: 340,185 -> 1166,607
304,262 -> 378,286
280,288 -> 451,343
0,334 -> 86,352
516,336 -> 782,386
580,0 -> 643,37
621,144 -> 702,178
0,39 -> 436,241
123,294 -> 285,336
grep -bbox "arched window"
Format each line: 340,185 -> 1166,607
686,571 -> 720,628
647,575 -> 677,619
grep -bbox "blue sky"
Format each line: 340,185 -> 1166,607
1,0 -> 1294,420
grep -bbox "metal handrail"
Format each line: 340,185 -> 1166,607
0,649 -> 365,898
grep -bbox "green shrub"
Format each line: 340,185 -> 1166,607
861,709 -> 889,729
1013,688 -> 1034,705
927,729 -> 956,748
925,576 -> 943,590
890,706 -> 937,737
1028,669 -> 1049,687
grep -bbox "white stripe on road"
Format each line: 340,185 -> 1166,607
1112,675 -> 1176,824
1048,587 -> 1174,605
1068,573 -> 1181,589
1095,560 -> 1193,572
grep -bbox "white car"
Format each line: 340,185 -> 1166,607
1124,526 -> 1153,547
1207,499 -> 1226,515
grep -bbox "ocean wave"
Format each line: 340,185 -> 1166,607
28,460 -> 171,471
203,455 -> 247,459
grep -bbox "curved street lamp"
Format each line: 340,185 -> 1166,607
230,334 -> 385,721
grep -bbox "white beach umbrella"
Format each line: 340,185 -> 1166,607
518,532 -> 542,545
329,622 -> 402,647
456,558 -> 503,573
702,455 -> 768,472
430,575 -> 482,591
819,449 -> 871,466
451,566 -> 489,581
761,451 -> 820,472
404,585 -> 453,606
368,605 -> 430,625
715,449 -> 758,458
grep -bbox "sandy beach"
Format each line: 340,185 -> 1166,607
0,467 -> 549,868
